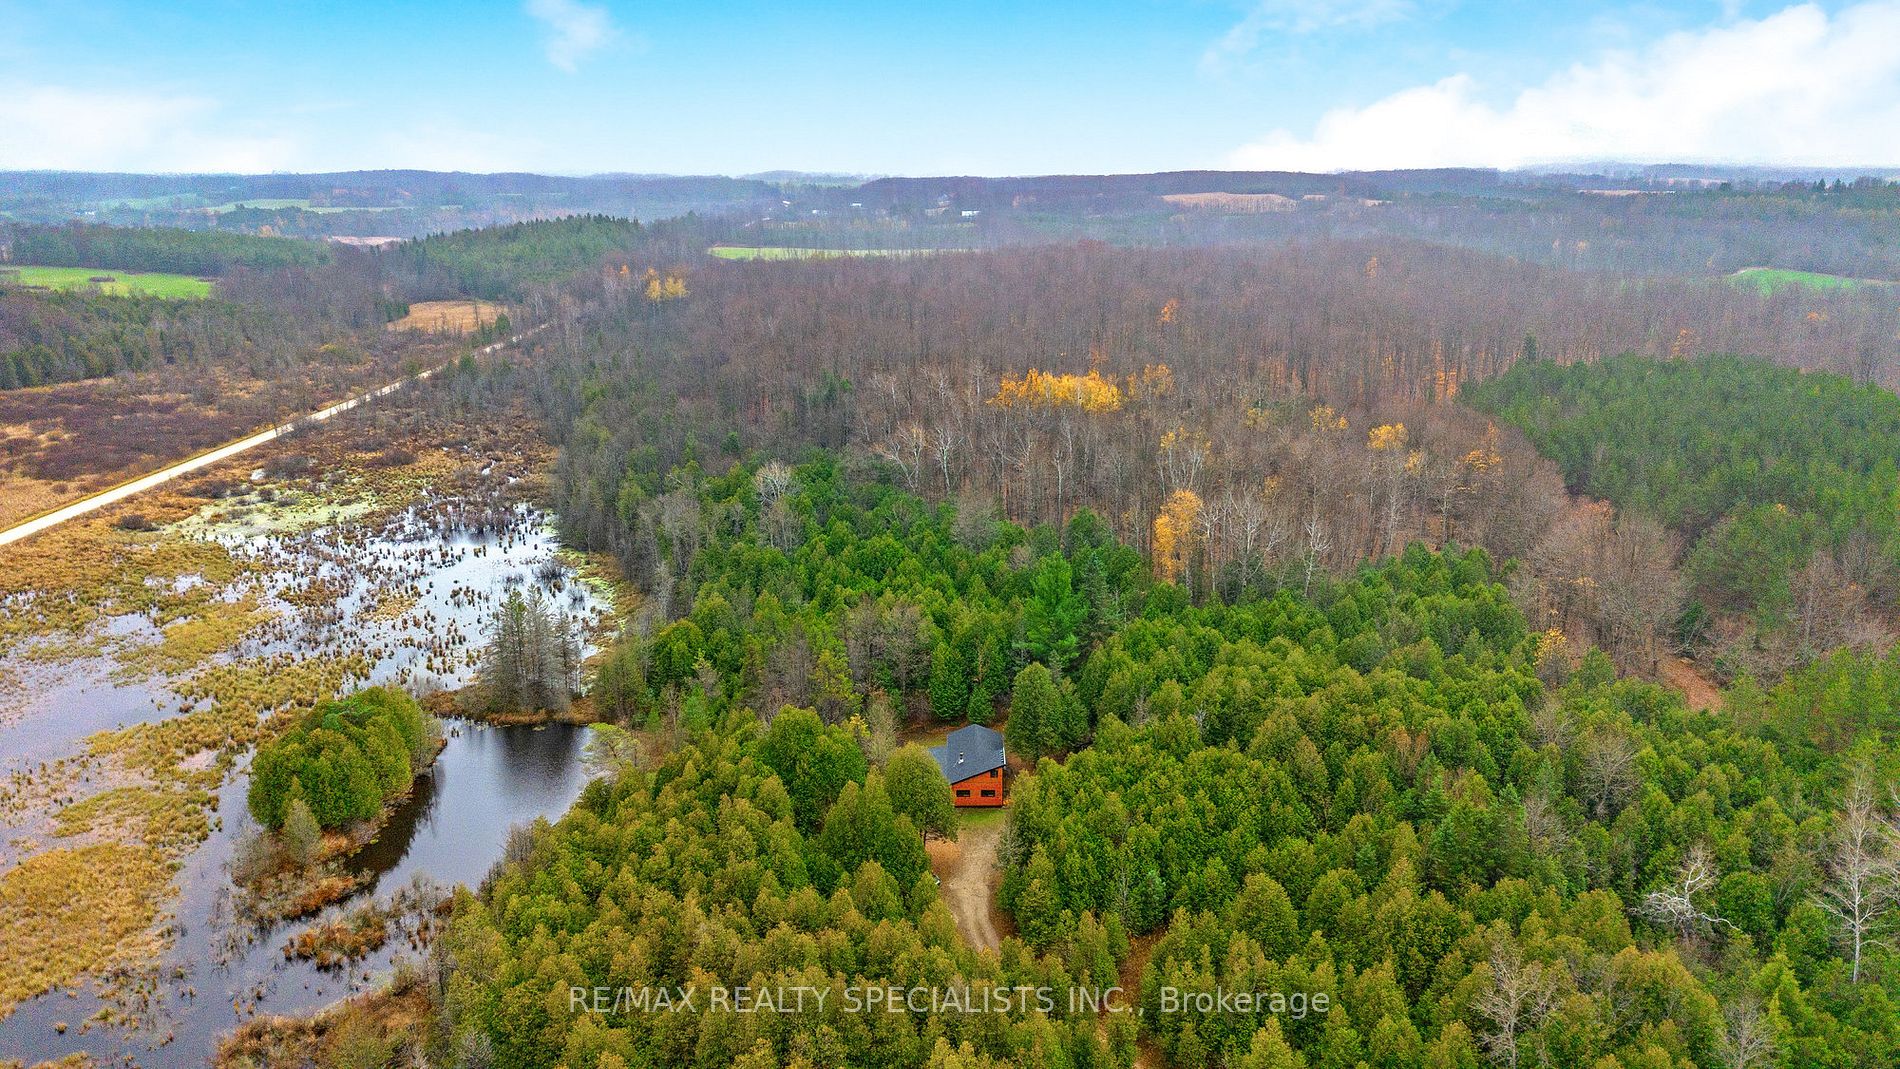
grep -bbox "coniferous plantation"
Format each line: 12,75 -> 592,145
8,8 -> 1900,1065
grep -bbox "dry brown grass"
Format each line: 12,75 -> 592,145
115,595 -> 273,678
215,973 -> 433,1069
0,516 -> 243,655
0,470 -> 75,531
1161,191 -> 1297,213
2,1054 -> 95,1069
0,843 -> 173,1020
385,300 -> 503,335
53,785 -> 214,852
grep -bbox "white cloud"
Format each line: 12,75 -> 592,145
0,86 -> 298,172
1228,0 -> 1900,170
1204,0 -> 1415,75
525,0 -> 620,73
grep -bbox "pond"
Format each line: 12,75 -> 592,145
0,493 -> 608,1067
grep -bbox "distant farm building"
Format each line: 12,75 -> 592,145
930,724 -> 1007,807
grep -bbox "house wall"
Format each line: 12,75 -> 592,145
949,766 -> 1006,807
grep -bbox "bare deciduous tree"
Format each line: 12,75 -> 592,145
1716,995 -> 1775,1069
1818,771 -> 1899,984
1638,844 -> 1735,942
1473,935 -> 1559,1069
1579,725 -> 1638,820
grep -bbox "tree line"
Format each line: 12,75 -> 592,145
1472,354 -> 1900,682
2,221 -> 332,275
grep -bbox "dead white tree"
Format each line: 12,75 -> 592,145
1817,772 -> 1899,984
1638,844 -> 1736,941
1300,506 -> 1332,597
875,423 -> 927,490
929,420 -> 962,495
754,461 -> 797,508
1473,935 -> 1559,1069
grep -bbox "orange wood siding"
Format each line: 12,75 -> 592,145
949,766 -> 1006,807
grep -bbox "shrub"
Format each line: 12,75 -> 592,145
283,798 -> 322,864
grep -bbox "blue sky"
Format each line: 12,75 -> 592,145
2,0 -> 1897,175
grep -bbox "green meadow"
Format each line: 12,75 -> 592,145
0,265 -> 213,298
1730,266 -> 1891,295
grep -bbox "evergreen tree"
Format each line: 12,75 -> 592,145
1019,554 -> 1086,670
928,640 -> 969,722
884,744 -> 957,840
474,589 -> 577,713
1007,662 -> 1059,762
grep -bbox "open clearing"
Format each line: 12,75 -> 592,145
1730,267 -> 1891,295
1659,655 -> 1723,712
0,265 -> 212,298
1161,191 -> 1297,212
386,299 -> 504,334
926,808 -> 1007,953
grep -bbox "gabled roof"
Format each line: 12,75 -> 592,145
929,723 -> 1006,783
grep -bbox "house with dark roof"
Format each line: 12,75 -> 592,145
929,723 -> 1008,807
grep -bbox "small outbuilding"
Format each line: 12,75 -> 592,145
930,724 -> 1007,807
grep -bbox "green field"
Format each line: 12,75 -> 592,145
0,265 -> 213,298
707,245 -> 945,260
1730,267 -> 1891,295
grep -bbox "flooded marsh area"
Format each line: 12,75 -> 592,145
0,427 -> 612,1067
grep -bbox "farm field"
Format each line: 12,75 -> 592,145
1729,266 -> 1891,294
0,265 -> 212,298
385,299 -> 504,334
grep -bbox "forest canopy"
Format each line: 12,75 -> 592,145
383,215 -> 647,300
1472,354 -> 1900,674
4,222 -> 333,275
437,456 -> 1900,1069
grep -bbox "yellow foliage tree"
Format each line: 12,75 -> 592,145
1535,627 -> 1569,674
1129,363 -> 1174,400
643,268 -> 689,301
1367,422 -> 1408,451
1310,404 -> 1348,432
1152,489 -> 1203,584
989,368 -> 1124,412
1462,423 -> 1502,474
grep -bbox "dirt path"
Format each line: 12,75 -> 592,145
1658,655 -> 1722,712
929,815 -> 1004,953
